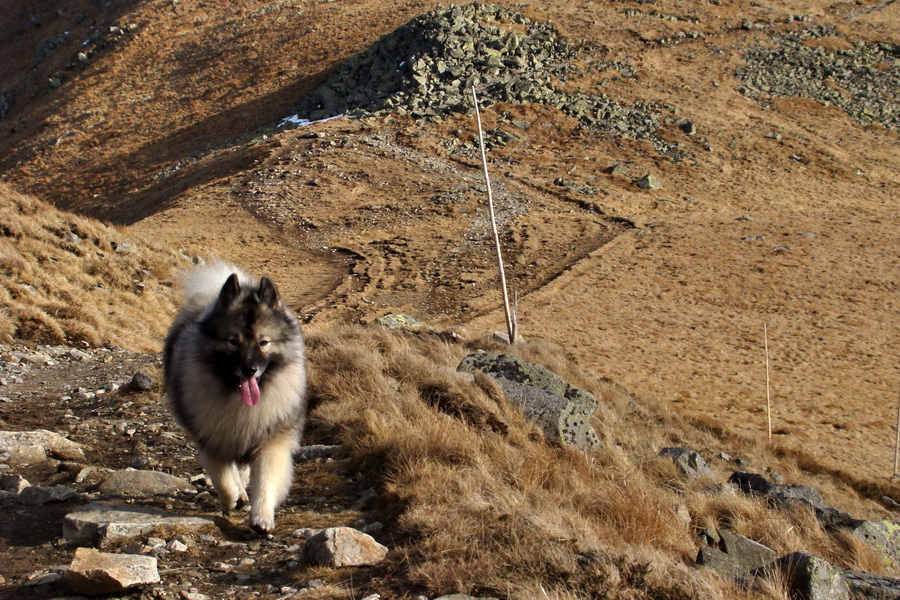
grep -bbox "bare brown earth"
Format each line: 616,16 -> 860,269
0,0 -> 897,492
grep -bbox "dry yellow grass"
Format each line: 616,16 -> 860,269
0,183 -> 187,352
304,324 -> 896,599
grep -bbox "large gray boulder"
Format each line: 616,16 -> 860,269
457,353 -> 599,449
64,503 -> 217,548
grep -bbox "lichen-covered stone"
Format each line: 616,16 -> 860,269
840,568 -> 900,600
458,353 -> 599,449
850,520 -> 900,569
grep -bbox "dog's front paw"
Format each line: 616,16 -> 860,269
250,510 -> 276,534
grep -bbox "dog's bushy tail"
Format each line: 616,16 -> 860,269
179,261 -> 255,314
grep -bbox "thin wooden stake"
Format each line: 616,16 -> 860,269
472,87 -> 515,344
765,322 -> 772,441
894,385 -> 900,476
511,290 -> 519,343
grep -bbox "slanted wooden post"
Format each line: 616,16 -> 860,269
471,87 -> 516,344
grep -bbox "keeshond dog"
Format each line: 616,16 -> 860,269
163,262 -> 307,532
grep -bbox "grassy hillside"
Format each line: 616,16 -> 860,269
0,183 -> 186,352
303,323 -> 893,599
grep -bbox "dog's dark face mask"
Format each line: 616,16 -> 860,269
200,274 -> 292,406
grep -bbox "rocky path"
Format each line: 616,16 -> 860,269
0,345 -> 390,600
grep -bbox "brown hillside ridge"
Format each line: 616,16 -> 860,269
0,184 -> 186,352
0,0 -> 897,597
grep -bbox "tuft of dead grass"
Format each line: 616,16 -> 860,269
0,183 -> 187,351
304,323 -> 895,599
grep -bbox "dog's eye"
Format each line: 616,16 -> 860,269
259,340 -> 270,348
227,338 -> 240,347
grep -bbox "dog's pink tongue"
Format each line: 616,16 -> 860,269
240,377 -> 261,407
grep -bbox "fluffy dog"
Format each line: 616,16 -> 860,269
163,262 -> 307,532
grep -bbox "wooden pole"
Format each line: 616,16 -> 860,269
471,87 -> 515,344
765,322 -> 772,441
894,385 -> 900,476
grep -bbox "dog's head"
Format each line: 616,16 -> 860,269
199,273 -> 300,406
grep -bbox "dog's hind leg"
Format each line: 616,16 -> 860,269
199,450 -> 249,511
248,428 -> 299,532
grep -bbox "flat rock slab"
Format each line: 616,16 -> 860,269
63,547 -> 159,595
19,485 -> 78,505
0,429 -> 84,461
98,470 -> 196,497
64,503 -> 218,548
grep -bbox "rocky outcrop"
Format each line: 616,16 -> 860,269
289,3 -> 673,153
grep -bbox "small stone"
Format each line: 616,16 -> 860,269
658,447 -> 714,478
606,162 -> 630,175
303,527 -> 388,567
67,349 -> 91,361
635,173 -> 662,190
0,430 -> 84,460
128,371 -> 155,392
166,539 -> 189,553
0,473 -> 30,494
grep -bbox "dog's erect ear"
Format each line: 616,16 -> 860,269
215,273 -> 241,311
257,276 -> 281,309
